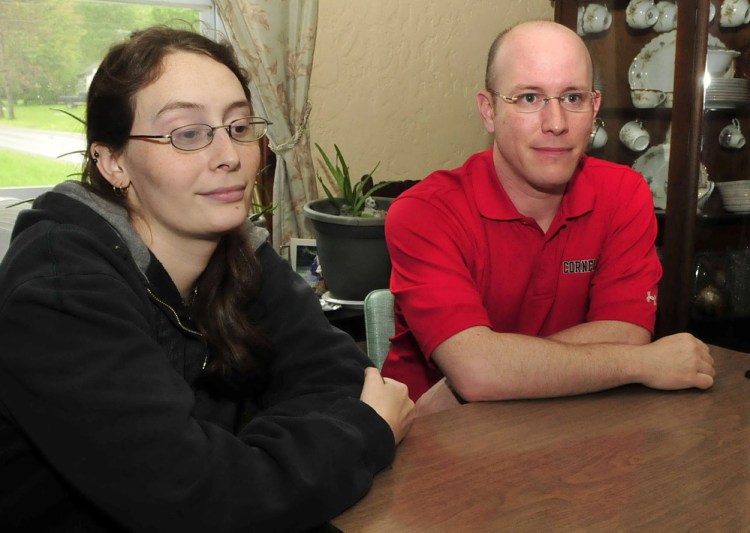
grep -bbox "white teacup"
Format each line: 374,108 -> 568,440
581,3 -> 613,34
577,5 -> 585,35
626,0 -> 660,29
720,0 -> 750,27
710,1 -> 717,22
719,118 -> 746,148
620,120 -> 650,151
654,1 -> 678,32
590,118 -> 608,150
631,89 -> 667,108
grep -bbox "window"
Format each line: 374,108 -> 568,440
0,0 -> 219,197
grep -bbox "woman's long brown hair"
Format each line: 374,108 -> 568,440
82,26 -> 271,381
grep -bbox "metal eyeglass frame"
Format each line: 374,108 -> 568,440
128,115 -> 272,151
487,89 -> 599,113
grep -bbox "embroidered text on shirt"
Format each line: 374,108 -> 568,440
562,259 -> 598,274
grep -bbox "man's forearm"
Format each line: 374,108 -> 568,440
433,327 -> 639,401
546,320 -> 651,345
432,327 -> 713,402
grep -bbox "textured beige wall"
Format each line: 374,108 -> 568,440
309,0 -> 553,185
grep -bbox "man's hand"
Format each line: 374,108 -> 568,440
636,333 -> 715,390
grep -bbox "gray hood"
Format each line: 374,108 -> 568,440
52,180 -> 269,276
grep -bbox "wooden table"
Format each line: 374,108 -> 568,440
333,345 -> 750,532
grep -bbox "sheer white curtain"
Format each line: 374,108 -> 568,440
215,0 -> 319,250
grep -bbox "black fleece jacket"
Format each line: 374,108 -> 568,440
0,182 -> 394,532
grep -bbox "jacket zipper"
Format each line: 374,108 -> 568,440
145,287 -> 209,369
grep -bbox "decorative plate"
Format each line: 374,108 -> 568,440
632,143 -> 711,210
632,144 -> 669,209
629,31 -> 728,98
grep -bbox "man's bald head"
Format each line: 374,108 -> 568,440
484,20 -> 595,91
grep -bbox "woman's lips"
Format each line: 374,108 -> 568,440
202,186 -> 246,203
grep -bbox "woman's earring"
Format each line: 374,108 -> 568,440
92,150 -> 99,164
113,184 -> 130,197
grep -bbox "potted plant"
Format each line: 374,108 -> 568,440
303,144 -> 393,302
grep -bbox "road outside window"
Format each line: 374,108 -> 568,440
0,0 -> 207,196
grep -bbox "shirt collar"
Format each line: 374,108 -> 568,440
473,150 -> 595,222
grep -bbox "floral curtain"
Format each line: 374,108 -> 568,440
214,0 -> 319,250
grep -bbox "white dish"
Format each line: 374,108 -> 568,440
709,78 -> 750,86
723,205 -> 750,213
632,144 -> 669,209
632,143 -> 711,210
716,180 -> 750,189
629,31 -> 729,106
705,98 -> 750,110
716,182 -> 750,211
705,78 -> 750,108
319,299 -> 341,312
322,291 -> 364,310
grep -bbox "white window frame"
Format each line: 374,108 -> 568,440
83,0 -> 223,38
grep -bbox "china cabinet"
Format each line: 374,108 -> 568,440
555,0 -> 750,350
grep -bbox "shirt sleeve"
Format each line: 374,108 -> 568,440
386,192 -> 492,359
586,168 -> 662,332
0,225 -> 394,532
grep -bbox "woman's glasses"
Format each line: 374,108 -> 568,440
128,115 -> 272,151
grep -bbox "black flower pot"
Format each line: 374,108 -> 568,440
303,197 -> 392,301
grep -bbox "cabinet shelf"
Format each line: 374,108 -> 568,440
697,212 -> 750,222
705,101 -> 750,111
655,211 -> 750,222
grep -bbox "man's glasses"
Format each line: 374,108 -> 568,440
128,115 -> 272,152
488,89 -> 598,113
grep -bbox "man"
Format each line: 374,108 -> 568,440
381,20 -> 714,408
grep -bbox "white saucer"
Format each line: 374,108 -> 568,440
322,291 -> 365,310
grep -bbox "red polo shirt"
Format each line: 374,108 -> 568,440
382,149 -> 661,400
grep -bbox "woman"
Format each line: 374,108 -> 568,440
0,27 -> 414,532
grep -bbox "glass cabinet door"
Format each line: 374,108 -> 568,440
690,1 -> 750,351
564,1 -> 676,176
555,0 -> 750,351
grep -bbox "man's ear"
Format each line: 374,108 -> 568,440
592,89 -> 602,116
476,91 -> 496,134
91,143 -> 130,190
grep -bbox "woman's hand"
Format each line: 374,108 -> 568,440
360,367 -> 415,444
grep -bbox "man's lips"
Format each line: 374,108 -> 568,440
533,146 -> 573,155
